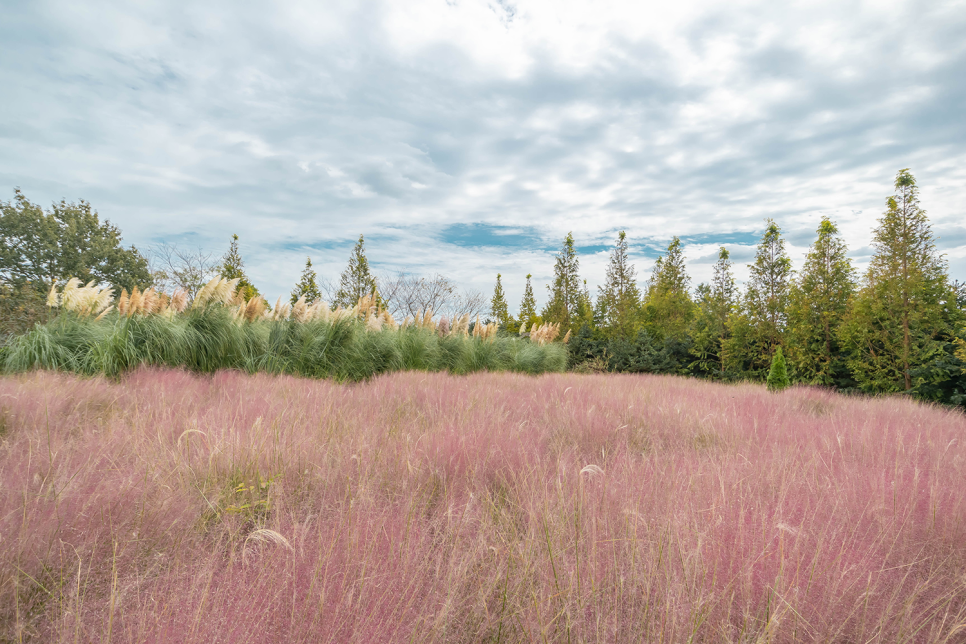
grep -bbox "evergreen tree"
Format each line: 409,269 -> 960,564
490,273 -> 511,327
766,346 -> 790,391
840,169 -> 953,392
598,230 -> 642,338
219,234 -> 260,300
643,236 -> 694,340
745,219 -> 792,349
575,279 -> 595,331
691,247 -> 736,377
519,273 -> 538,328
334,235 -> 380,309
786,218 -> 856,385
542,232 -> 582,332
291,257 -> 322,305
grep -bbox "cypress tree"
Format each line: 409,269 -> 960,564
291,257 -> 322,305
786,218 -> 856,385
519,273 -> 537,328
691,247 -> 736,377
598,230 -> 642,339
542,232 -> 582,332
840,169 -> 952,392
745,219 -> 792,349
334,235 -> 381,309
219,234 -> 260,300
490,273 -> 511,326
766,346 -> 790,391
644,236 -> 694,340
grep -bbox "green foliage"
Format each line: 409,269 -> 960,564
334,235 -> 381,309
0,281 -> 53,342
490,273 -> 511,327
219,234 -> 260,300
839,169 -> 954,393
519,274 -> 538,329
745,219 -> 792,349
0,189 -> 151,293
690,247 -> 736,378
542,233 -> 583,333
597,230 -> 642,339
721,220 -> 791,378
1,307 -> 567,381
766,346 -> 790,392
786,218 -> 856,386
643,237 -> 694,341
291,257 -> 322,305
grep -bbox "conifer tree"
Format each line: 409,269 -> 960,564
334,234 -> 380,309
840,169 -> 952,392
786,218 -> 856,385
291,257 -> 322,305
490,273 -> 511,327
644,236 -> 694,340
745,219 -> 792,349
219,234 -> 260,300
519,273 -> 537,328
766,346 -> 790,391
691,247 -> 736,376
598,230 -> 642,338
542,232 -> 582,332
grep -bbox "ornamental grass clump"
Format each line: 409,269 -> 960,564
4,277 -> 567,380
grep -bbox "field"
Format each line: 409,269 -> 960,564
1,369 -> 965,643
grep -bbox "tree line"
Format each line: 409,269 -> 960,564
2,169 -> 964,404
484,169 -> 963,405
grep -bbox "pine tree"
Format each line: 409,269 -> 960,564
334,234 -> 380,309
542,232 -> 582,332
598,230 -> 642,339
786,218 -> 856,385
745,219 -> 792,349
291,257 -> 322,305
519,274 -> 537,328
490,273 -> 511,327
219,234 -> 260,300
840,169 -> 952,392
644,236 -> 694,340
691,247 -> 736,377
766,346 -> 790,392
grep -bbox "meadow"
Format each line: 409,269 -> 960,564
2,368 -> 965,643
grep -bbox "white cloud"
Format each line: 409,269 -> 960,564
1,0 -> 964,308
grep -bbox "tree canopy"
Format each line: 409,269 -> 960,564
0,189 -> 150,292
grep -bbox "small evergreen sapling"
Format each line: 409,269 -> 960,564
766,346 -> 790,392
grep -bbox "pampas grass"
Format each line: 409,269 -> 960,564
3,282 -> 567,380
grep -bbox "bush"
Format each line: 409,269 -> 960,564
766,346 -> 791,392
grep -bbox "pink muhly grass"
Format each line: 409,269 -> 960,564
0,369 -> 965,642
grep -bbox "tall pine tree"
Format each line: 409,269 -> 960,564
542,232 -> 582,333
334,234 -> 380,309
644,236 -> 694,340
490,273 -> 511,327
519,274 -> 538,328
219,234 -> 260,300
786,218 -> 856,385
598,230 -> 642,338
840,169 -> 952,392
291,257 -> 322,305
690,247 -> 736,377
722,221 -> 792,378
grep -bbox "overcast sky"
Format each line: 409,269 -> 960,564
2,0 -> 964,311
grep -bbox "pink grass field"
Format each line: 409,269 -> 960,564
1,369 -> 965,643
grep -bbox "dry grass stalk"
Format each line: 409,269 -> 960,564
47,278 -> 114,317
472,318 -> 499,342
529,322 -> 561,345
193,277 -> 241,310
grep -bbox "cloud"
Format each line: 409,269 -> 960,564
1,0 -> 964,310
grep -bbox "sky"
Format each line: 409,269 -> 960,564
2,0 -> 965,311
